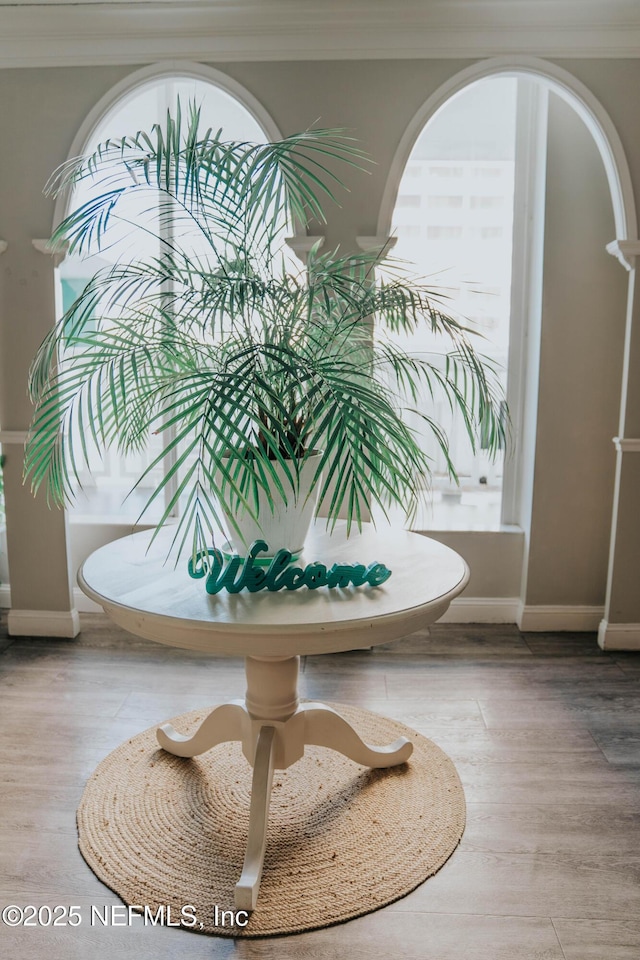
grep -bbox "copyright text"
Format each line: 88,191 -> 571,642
1,904 -> 211,929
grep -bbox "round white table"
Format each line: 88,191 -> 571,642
79,522 -> 469,911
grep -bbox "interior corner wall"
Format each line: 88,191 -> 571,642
521,90 -> 627,610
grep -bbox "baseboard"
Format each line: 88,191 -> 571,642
1,585 -> 523,624
1,586 -> 612,637
438,597 -> 520,623
8,607 -> 81,638
71,593 -> 606,631
1,584 -> 99,621
518,604 -> 604,632
598,620 -> 640,651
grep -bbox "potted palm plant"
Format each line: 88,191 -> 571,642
24,103 -> 505,562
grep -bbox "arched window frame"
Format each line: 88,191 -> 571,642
378,55 -> 636,531
51,61 -> 284,522
52,61 -> 283,233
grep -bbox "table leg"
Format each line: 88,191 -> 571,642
300,702 -> 413,767
157,701 -> 246,757
234,725 -> 276,911
156,655 -> 413,912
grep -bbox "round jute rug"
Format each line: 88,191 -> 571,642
77,704 -> 465,938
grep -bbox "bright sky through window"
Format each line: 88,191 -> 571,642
386,76 -> 517,527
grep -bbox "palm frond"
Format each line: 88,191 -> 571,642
26,106 -> 508,557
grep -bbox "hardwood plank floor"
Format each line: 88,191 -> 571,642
1,614 -> 639,959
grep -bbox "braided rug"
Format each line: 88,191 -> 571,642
77,703 -> 465,937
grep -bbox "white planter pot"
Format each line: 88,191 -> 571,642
219,452 -> 323,558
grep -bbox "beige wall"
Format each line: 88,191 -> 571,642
426,531 -> 524,599
608,456 -> 640,623
0,57 -> 636,621
523,91 -> 627,607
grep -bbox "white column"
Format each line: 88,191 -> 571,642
1,238 -> 79,637
599,239 -> 640,649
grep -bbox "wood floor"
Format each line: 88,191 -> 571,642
1,615 -> 639,959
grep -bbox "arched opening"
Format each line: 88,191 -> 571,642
55,65 -> 281,523
385,75 -> 516,528
380,58 -> 635,542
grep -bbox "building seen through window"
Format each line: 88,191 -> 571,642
386,76 -> 517,529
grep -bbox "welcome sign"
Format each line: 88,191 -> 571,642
188,539 -> 392,595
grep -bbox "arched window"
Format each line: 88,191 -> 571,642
384,60 -> 633,544
57,71 -> 277,521
387,76 -> 516,529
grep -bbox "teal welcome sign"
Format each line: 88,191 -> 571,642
188,539 -> 392,595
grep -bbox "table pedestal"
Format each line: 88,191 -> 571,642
157,654 -> 413,910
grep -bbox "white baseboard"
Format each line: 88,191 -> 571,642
518,604 -> 604,632
8,607 -> 81,638
598,620 -> 640,651
0,584 -> 614,638
438,597 -> 521,623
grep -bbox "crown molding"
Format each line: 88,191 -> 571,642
1,2 -> 640,67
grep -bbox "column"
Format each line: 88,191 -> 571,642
599,239 -> 640,649
0,238 -> 79,637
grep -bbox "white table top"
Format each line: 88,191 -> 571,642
78,522 -> 469,657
